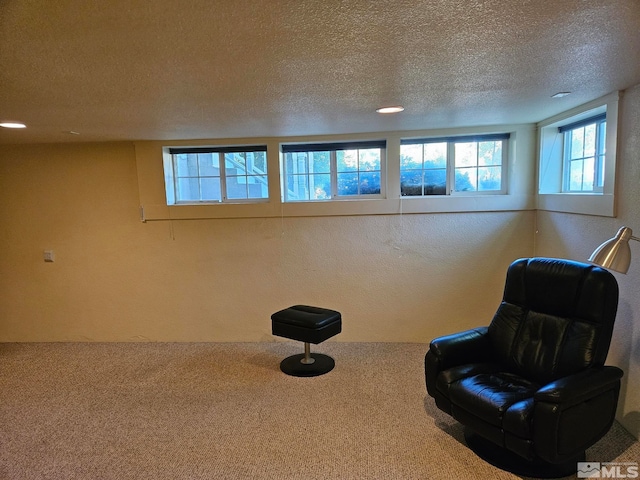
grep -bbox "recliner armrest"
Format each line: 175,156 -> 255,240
428,327 -> 491,370
533,366 -> 623,463
535,366 -> 623,407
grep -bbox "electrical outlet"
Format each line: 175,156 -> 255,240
43,250 -> 55,262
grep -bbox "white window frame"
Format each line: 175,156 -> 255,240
164,145 -> 269,205
281,141 -> 386,202
537,92 -> 619,217
400,134 -> 509,197
135,124 -> 532,221
560,114 -> 606,193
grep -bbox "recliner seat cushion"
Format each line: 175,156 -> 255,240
435,362 -> 503,398
449,372 -> 539,434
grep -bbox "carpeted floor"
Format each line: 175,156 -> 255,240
0,342 -> 637,479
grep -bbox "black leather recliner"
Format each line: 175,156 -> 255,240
425,257 -> 623,477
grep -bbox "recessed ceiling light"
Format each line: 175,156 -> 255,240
376,106 -> 405,114
551,92 -> 571,98
0,122 -> 27,129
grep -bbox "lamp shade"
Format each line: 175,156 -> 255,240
589,226 -> 633,274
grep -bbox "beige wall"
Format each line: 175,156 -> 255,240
0,140 -> 534,343
534,83 -> 640,438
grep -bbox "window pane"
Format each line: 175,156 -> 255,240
400,171 -> 423,196
455,142 -> 477,168
226,176 -> 247,199
246,175 -> 269,199
478,167 -> 502,191
478,141 -> 501,166
455,168 -> 477,191
283,173 -> 332,201
583,124 -> 596,157
310,174 -> 331,200
569,160 -> 584,191
401,142 -> 447,196
200,177 -> 221,201
337,150 -> 358,172
597,158 -> 605,188
360,172 -> 380,194
424,143 -> 447,168
309,151 -> 330,174
337,172 -> 359,195
297,152 -> 310,174
176,153 -> 199,177
198,153 -> 219,176
225,152 -> 246,175
400,145 -> 422,169
248,151 -> 267,173
424,169 -> 446,195
570,128 -> 585,159
177,177 -> 200,201
288,174 -> 309,201
285,174 -> 295,198
359,149 -> 381,171
582,157 -> 595,190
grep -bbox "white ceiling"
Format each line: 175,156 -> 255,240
1,0 -> 639,145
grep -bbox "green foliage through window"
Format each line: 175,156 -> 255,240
400,134 -> 508,196
282,141 -> 385,201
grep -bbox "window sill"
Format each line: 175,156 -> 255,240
537,193 -> 614,217
140,194 -> 534,221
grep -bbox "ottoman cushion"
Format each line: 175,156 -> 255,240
272,305 -> 342,344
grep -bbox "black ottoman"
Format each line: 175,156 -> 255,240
271,305 -> 342,377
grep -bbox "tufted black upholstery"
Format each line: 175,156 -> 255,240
425,258 -> 623,475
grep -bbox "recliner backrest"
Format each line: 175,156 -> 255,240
488,258 -> 619,385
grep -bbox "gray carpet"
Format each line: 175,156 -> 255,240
0,342 -> 637,479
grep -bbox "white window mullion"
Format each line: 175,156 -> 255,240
379,148 -> 387,198
219,153 -> 229,202
330,151 -> 338,199
475,142 -> 481,191
562,132 -> 571,192
501,140 -> 508,194
171,153 -> 179,203
446,142 -> 455,195
594,120 -> 605,192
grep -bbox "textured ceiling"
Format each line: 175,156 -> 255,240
1,0 -> 639,144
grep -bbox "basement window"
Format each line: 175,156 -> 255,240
281,141 -> 386,202
164,146 -> 268,204
561,114 -> 606,193
400,134 -> 509,196
537,92 -> 619,217
136,124 -> 531,221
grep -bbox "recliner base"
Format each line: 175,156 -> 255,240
464,429 -> 585,479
